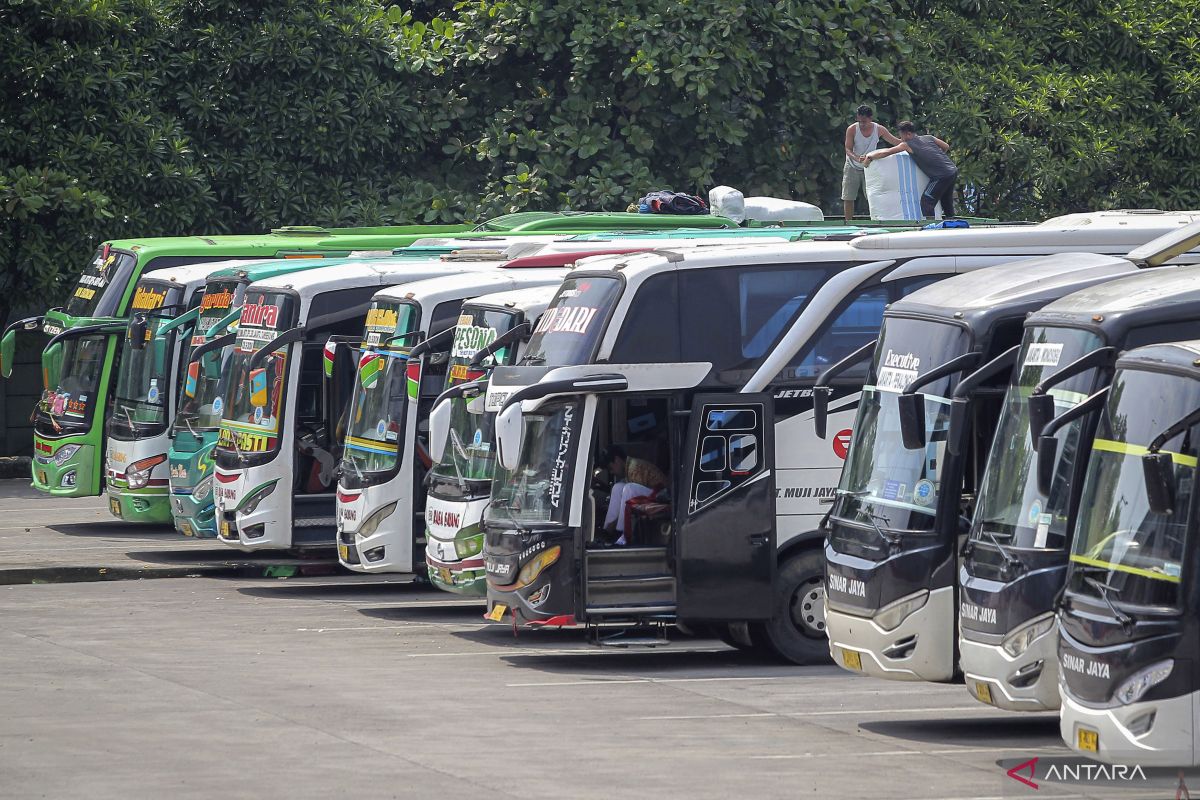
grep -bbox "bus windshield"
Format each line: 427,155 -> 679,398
109,282 -> 186,438
216,290 -> 298,459
486,400 -> 580,527
342,300 -> 420,476
1067,368 -> 1199,609
971,328 -> 1103,550
430,307 -> 522,496
831,317 -> 970,542
39,335 -> 110,430
175,280 -> 243,432
65,247 -> 139,319
521,276 -> 621,366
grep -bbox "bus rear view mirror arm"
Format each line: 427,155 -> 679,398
947,345 -> 1020,456
188,332 -> 236,365
407,328 -> 447,360
127,314 -> 149,351
45,321 -> 129,351
1028,347 -> 1117,439
470,322 -> 531,368
249,326 -> 305,370
812,339 -> 876,440
1034,386 -> 1109,495
898,351 -> 982,450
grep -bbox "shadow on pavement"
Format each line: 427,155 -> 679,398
235,578 -> 422,599
859,715 -> 1060,747
358,602 -> 485,623
47,521 -> 175,539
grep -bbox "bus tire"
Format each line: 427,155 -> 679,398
754,550 -> 831,665
714,622 -> 756,651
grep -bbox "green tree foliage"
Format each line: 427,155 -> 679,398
0,0 -> 213,327
388,0 -> 919,219
910,0 -> 1200,216
168,0 -> 439,228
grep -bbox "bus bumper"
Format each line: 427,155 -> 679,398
106,486 -> 171,523
1060,685 -> 1198,766
31,440 -> 98,497
826,586 -> 956,682
426,550 -> 487,596
170,485 -> 217,538
960,633 -> 1060,712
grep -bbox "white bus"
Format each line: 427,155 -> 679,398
477,211 -> 1200,662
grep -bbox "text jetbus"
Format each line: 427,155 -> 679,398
1059,339 -> 1200,766
820,253 -> 1169,682
960,235 -> 1200,711
478,211 -> 1199,662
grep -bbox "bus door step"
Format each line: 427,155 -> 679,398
590,623 -> 670,648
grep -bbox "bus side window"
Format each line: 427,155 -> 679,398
777,286 -> 889,382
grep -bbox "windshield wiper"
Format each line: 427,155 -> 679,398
521,351 -> 546,365
122,405 -> 137,432
489,497 -> 530,535
1080,568 -> 1135,634
343,456 -> 364,481
230,430 -> 246,464
839,490 -> 902,547
980,528 -> 1022,574
446,429 -> 470,491
180,414 -> 199,440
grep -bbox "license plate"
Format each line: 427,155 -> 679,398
109,498 -> 121,518
841,648 -> 862,671
485,603 -> 507,622
337,544 -> 349,561
1077,727 -> 1099,753
438,567 -> 453,584
220,520 -> 232,539
180,521 -> 193,537
37,471 -> 47,485
975,681 -> 993,705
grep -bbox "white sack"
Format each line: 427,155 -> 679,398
743,196 -> 823,222
863,153 -> 942,220
708,185 -> 746,224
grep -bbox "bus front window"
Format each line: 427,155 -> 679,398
109,282 -> 185,439
522,277 -> 621,366
65,248 -> 139,319
830,318 -> 969,550
38,335 -> 109,432
215,291 -> 298,461
486,401 -> 580,527
1068,369 -> 1200,609
972,328 -> 1103,550
175,280 -> 243,433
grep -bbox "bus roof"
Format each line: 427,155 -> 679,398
1027,264 -> 1200,338
1116,339 -> 1200,378
462,284 -> 558,317
242,256 -> 504,297
370,269 -> 565,308
137,258 -> 268,290
886,253 -> 1143,332
475,211 -> 737,232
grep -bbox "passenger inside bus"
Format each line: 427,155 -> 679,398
591,397 -> 673,547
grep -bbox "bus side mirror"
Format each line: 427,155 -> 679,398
41,342 -> 63,391
1143,452 -> 1176,514
466,392 -> 486,415
813,386 -> 831,440
128,315 -> 148,351
1035,435 -> 1058,496
898,393 -> 926,450
1028,393 -> 1055,440
428,400 -> 451,466
0,330 -> 14,378
495,403 -> 524,471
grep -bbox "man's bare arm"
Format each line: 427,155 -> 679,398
844,125 -> 860,161
933,137 -> 950,152
876,125 -> 902,146
862,142 -> 909,165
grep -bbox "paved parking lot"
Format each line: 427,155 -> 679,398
0,482 -> 1186,799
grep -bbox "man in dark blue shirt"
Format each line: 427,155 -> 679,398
863,120 -> 958,219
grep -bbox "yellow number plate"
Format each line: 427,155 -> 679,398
37,471 -> 47,486
485,603 -> 507,622
842,648 -> 862,671
975,681 -> 993,705
180,521 -> 193,537
219,520 -> 232,539
1077,727 -> 1099,753
109,498 -> 121,518
438,567 -> 453,584
337,544 -> 349,561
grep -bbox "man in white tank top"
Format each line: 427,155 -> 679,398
842,104 -> 900,221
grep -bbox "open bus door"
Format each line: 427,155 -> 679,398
675,393 -> 776,620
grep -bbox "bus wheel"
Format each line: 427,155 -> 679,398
714,622 -> 756,651
754,550 -> 832,665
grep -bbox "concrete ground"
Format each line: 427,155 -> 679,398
0,481 -> 1187,799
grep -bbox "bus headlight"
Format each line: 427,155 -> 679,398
514,546 -> 561,590
125,454 -> 166,489
1114,659 -> 1173,706
52,444 -> 81,466
356,502 -> 397,537
192,475 -> 213,503
1001,613 -> 1056,658
238,481 -> 277,515
455,532 -> 484,559
873,590 -> 929,632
